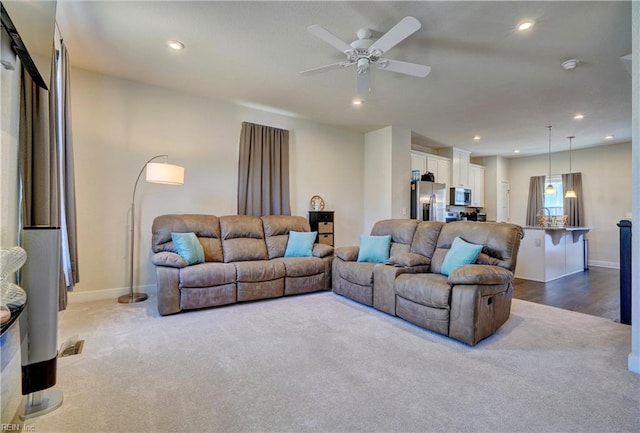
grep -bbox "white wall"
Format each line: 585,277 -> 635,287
363,126 -> 411,234
69,68 -> 364,298
391,126 -> 412,221
508,142 -> 632,267
364,127 -> 392,233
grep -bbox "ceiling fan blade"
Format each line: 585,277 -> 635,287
300,62 -> 354,76
307,24 -> 354,54
376,58 -> 431,77
357,72 -> 370,94
369,16 -> 421,55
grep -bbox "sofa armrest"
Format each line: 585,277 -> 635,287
312,243 -> 334,258
447,264 -> 513,286
335,246 -> 359,262
373,263 -> 431,315
388,252 -> 430,267
152,252 -> 187,268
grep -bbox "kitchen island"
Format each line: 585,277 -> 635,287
515,226 -> 590,282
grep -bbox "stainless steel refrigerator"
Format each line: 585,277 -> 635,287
410,181 -> 447,222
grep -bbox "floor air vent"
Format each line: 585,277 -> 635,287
58,339 -> 84,357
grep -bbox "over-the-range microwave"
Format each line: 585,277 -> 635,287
450,187 -> 471,206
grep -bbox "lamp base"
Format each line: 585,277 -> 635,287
118,292 -> 148,304
19,390 -> 63,420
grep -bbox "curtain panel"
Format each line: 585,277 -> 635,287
525,175 -> 545,226
562,172 -> 584,227
52,42 -> 79,295
237,122 -> 291,216
19,68 -> 58,226
18,40 -> 79,310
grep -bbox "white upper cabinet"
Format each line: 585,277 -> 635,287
451,148 -> 470,188
427,155 -> 450,186
468,163 -> 485,207
411,151 -> 428,175
411,151 -> 450,186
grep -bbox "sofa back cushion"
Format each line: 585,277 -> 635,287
410,221 -> 445,258
261,215 -> 311,259
219,215 -> 268,262
370,219 -> 419,257
152,214 -> 224,262
429,221 -> 524,274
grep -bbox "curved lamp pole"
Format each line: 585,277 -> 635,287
118,155 -> 185,304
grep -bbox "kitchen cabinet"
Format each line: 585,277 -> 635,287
427,155 -> 450,185
411,151 -> 450,184
449,148 -> 470,188
412,150 -> 451,203
468,163 -> 485,207
410,152 -> 428,176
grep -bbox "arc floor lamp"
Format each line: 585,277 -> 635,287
119,155 -> 185,304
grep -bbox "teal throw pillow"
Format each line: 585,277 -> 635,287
357,235 -> 392,263
171,232 -> 205,265
441,236 -> 483,276
285,231 -> 317,257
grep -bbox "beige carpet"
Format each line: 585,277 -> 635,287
22,291 -> 639,433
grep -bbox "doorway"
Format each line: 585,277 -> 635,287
498,180 -> 510,222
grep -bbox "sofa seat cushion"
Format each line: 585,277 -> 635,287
274,257 -> 325,277
234,260 -> 285,282
337,261 -> 376,287
395,273 -> 452,309
180,262 -> 237,288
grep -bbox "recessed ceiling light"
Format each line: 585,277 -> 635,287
473,135 -> 481,141
517,19 -> 535,32
561,59 -> 579,70
352,99 -> 363,106
513,149 -> 520,154
573,113 -> 584,120
604,135 -> 614,140
167,40 -> 185,50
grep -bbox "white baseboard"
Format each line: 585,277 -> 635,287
68,284 -> 157,304
588,260 -> 620,269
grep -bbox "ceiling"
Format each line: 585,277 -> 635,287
54,1 -> 632,158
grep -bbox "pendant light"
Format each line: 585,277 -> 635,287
544,125 -> 556,195
565,136 -> 577,198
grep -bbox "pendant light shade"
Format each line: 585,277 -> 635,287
545,125 -> 556,195
564,135 -> 577,198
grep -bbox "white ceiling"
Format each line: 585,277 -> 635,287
55,1 -> 632,158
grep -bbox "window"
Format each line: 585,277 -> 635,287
543,174 -> 564,215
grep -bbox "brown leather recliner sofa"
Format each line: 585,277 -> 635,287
333,220 -> 524,345
151,214 -> 333,315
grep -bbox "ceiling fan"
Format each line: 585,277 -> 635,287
300,16 -> 431,94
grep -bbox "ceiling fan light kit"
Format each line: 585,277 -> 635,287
301,16 -> 431,94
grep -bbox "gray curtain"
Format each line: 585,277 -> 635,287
52,41 -> 79,298
562,172 -> 584,227
19,68 -> 58,226
525,175 -> 545,226
19,41 -> 78,310
237,122 -> 291,216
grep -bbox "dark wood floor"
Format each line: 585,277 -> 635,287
512,266 -> 621,322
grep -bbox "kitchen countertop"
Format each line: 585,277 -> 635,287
523,226 -> 590,230
523,226 -> 590,244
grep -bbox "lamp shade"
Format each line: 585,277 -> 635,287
565,188 -> 577,198
545,184 -> 556,195
145,162 -> 184,185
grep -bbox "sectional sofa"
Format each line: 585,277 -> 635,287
151,214 -> 523,346
151,214 -> 333,315
333,220 -> 524,345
